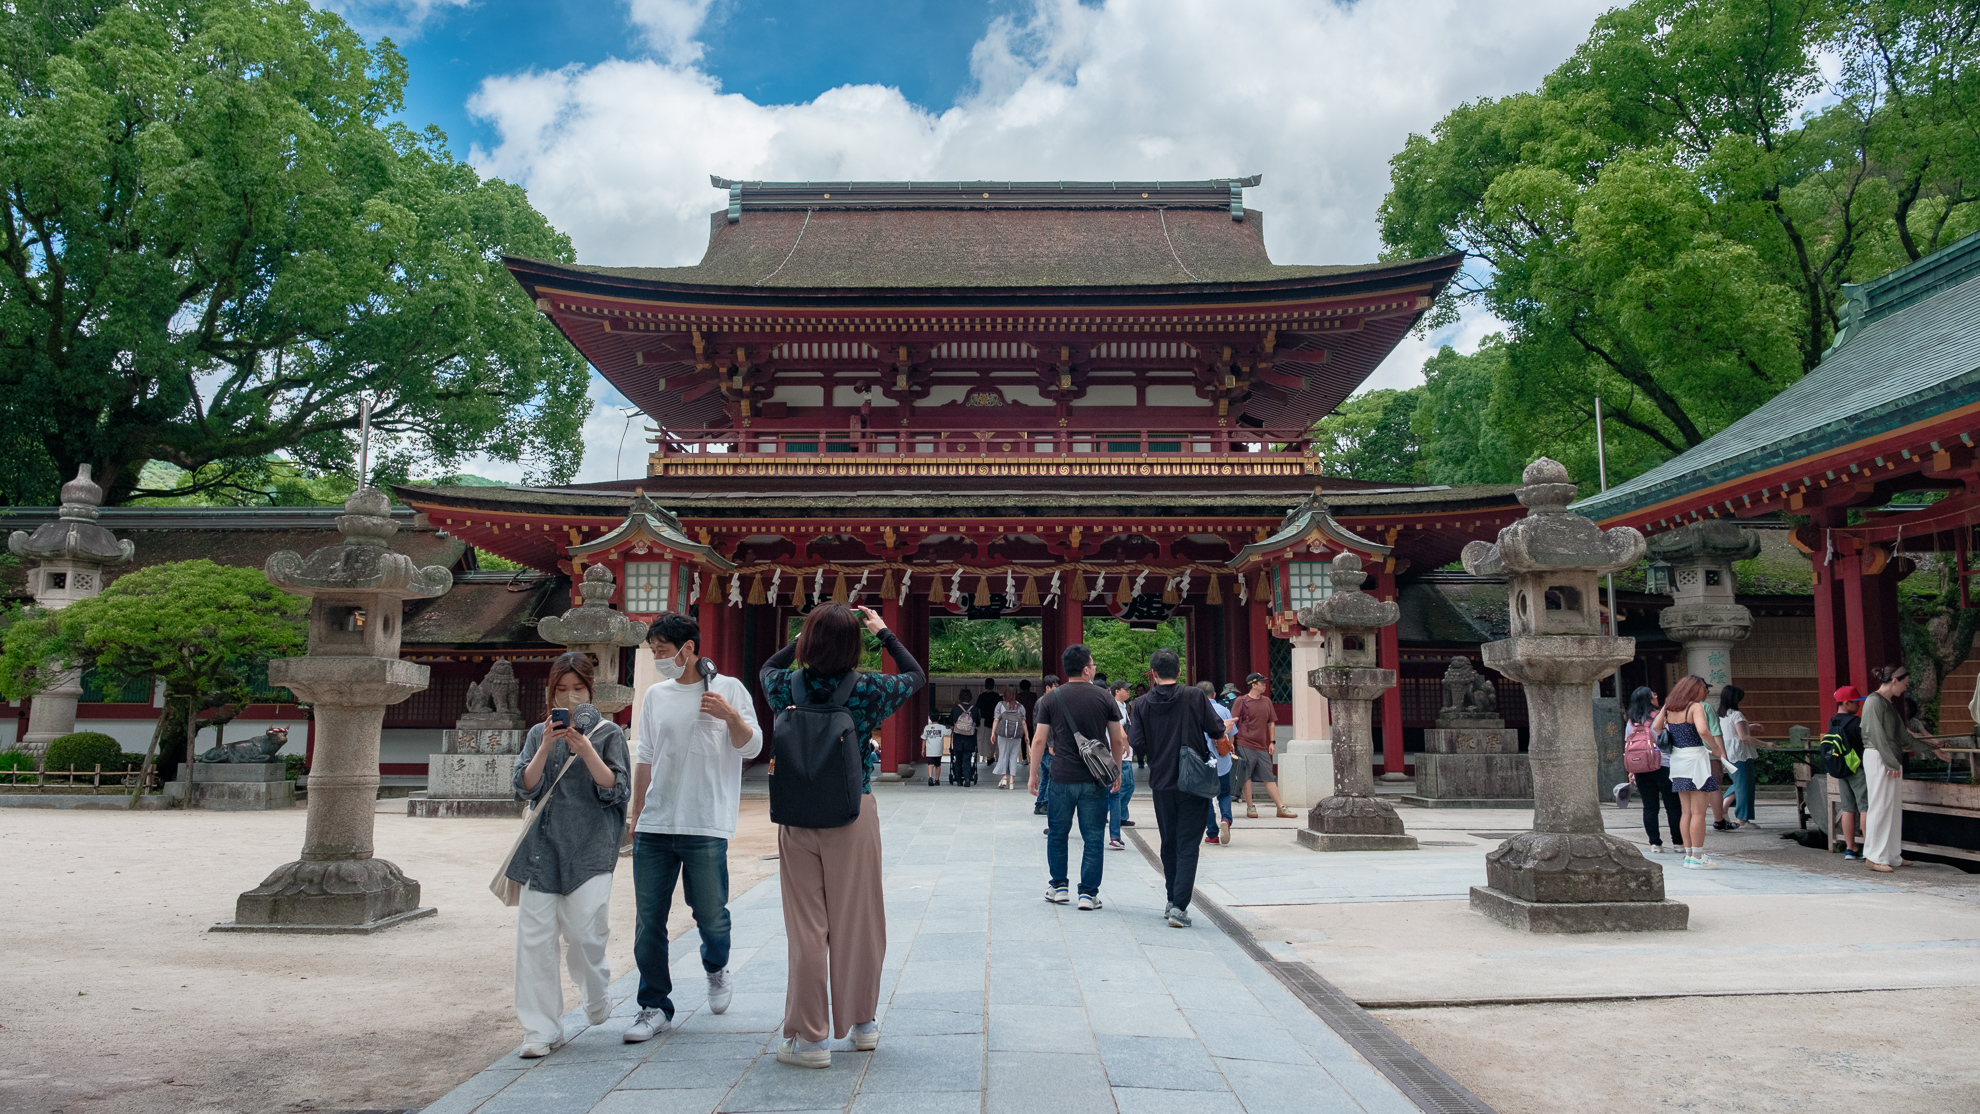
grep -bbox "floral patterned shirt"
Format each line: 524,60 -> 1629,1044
760,628 -> 926,793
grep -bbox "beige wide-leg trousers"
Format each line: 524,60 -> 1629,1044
1862,749 -> 1904,867
778,793 -> 886,1042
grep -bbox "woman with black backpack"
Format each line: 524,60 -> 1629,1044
759,603 -> 925,1069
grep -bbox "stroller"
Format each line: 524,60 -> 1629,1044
948,740 -> 979,786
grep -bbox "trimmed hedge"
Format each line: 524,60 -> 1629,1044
43,732 -> 124,773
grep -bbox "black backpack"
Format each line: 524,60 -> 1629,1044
1820,716 -> 1863,778
768,669 -> 863,829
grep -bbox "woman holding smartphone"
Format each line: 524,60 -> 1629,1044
508,651 -> 631,1058
760,604 -> 925,1069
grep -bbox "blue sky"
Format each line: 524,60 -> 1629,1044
323,0 -> 1610,484
381,1 -> 1019,157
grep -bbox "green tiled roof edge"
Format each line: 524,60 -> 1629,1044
1574,366 -> 1980,522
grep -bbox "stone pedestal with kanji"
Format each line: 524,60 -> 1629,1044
1462,460 -> 1687,933
1293,553 -> 1417,852
216,488 -> 453,934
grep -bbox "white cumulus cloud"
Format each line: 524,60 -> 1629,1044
463,0 -> 1608,479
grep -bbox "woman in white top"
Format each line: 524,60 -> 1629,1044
1717,684 -> 1767,828
992,688 -> 1028,789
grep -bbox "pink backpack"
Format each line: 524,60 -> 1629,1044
1623,719 -> 1662,775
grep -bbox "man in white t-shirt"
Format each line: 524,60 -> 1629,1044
623,612 -> 762,1043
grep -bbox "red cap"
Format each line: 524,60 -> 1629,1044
1834,685 -> 1864,703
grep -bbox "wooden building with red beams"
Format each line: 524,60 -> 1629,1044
398,177 -> 1530,778
1577,229 -> 1980,725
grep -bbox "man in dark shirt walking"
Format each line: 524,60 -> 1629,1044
1029,645 -> 1127,910
1126,648 -> 1228,928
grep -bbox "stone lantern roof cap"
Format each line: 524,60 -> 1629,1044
1645,518 -> 1763,563
1462,458 -> 1646,578
537,564 -> 649,648
263,487 -> 454,600
7,465 -> 135,566
1295,551 -> 1400,633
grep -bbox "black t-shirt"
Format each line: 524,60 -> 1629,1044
1037,681 -> 1122,783
974,690 -> 1001,734
1128,683 -> 1228,793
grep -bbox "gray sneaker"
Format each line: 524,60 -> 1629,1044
1166,905 -> 1192,928
623,1008 -> 671,1043
707,968 -> 732,1015
1044,884 -> 1069,904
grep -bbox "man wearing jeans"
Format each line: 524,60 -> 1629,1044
624,612 -> 763,1042
1029,645 -> 1127,910
1033,674 -> 1060,816
1107,679 -> 1137,850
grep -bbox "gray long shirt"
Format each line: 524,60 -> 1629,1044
508,719 -> 630,896
1861,692 -> 1932,771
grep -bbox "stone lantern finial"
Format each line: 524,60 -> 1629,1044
1291,551 -> 1417,852
1461,458 -> 1687,933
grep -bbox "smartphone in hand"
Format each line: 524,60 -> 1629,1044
549,708 -> 571,730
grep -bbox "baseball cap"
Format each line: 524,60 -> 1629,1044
1833,685 -> 1864,703
1244,672 -> 1267,686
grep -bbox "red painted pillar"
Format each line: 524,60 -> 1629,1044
1840,550 -> 1871,695
1247,594 -> 1271,694
1063,595 -> 1085,664
1377,571 -> 1405,776
880,590 -> 907,775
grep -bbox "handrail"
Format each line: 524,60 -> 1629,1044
650,426 -> 1317,458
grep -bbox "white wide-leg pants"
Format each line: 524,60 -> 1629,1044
1862,749 -> 1904,868
515,872 -> 614,1045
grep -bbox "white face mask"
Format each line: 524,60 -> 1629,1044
654,647 -> 689,682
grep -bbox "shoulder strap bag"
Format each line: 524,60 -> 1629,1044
489,724 -> 598,907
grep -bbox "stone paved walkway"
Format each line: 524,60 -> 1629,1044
422,783 -> 1430,1114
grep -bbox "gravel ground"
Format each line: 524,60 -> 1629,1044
0,797 -> 780,1114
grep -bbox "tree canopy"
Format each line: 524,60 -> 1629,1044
0,0 -> 591,506
1381,0 -> 1980,488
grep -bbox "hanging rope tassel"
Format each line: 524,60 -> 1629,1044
1255,571 -> 1272,606
1070,571 -> 1087,602
1162,577 -> 1180,605
1021,575 -> 1040,607
1116,573 -> 1133,605
974,575 -> 992,607
747,574 -> 766,606
880,569 -> 898,600
1206,574 -> 1222,606
832,572 -> 849,603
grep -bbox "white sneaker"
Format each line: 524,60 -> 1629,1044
517,1039 -> 561,1058
851,1021 -> 879,1051
776,1036 -> 831,1069
1044,884 -> 1069,904
623,1008 -> 670,1043
1077,893 -> 1101,911
1219,820 -> 1232,845
708,968 -> 733,1015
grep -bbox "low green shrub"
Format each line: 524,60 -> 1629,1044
43,732 -> 123,773
0,749 -> 32,782
283,753 -> 307,781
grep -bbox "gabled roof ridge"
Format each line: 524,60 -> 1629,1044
1834,228 -> 1980,348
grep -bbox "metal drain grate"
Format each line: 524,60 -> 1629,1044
1126,829 -> 1497,1114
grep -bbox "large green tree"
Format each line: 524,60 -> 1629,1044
1381,0 -> 1980,486
0,0 -> 590,506
1311,388 -> 1423,483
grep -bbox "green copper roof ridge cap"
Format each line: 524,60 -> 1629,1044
1573,364 -> 1980,522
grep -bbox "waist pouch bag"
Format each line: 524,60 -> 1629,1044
769,669 -> 863,829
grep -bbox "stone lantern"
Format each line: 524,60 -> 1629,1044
1649,520 -> 1761,688
218,488 -> 453,933
1293,552 -> 1417,852
8,466 -> 134,758
1461,459 -> 1687,932
537,563 -> 649,716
